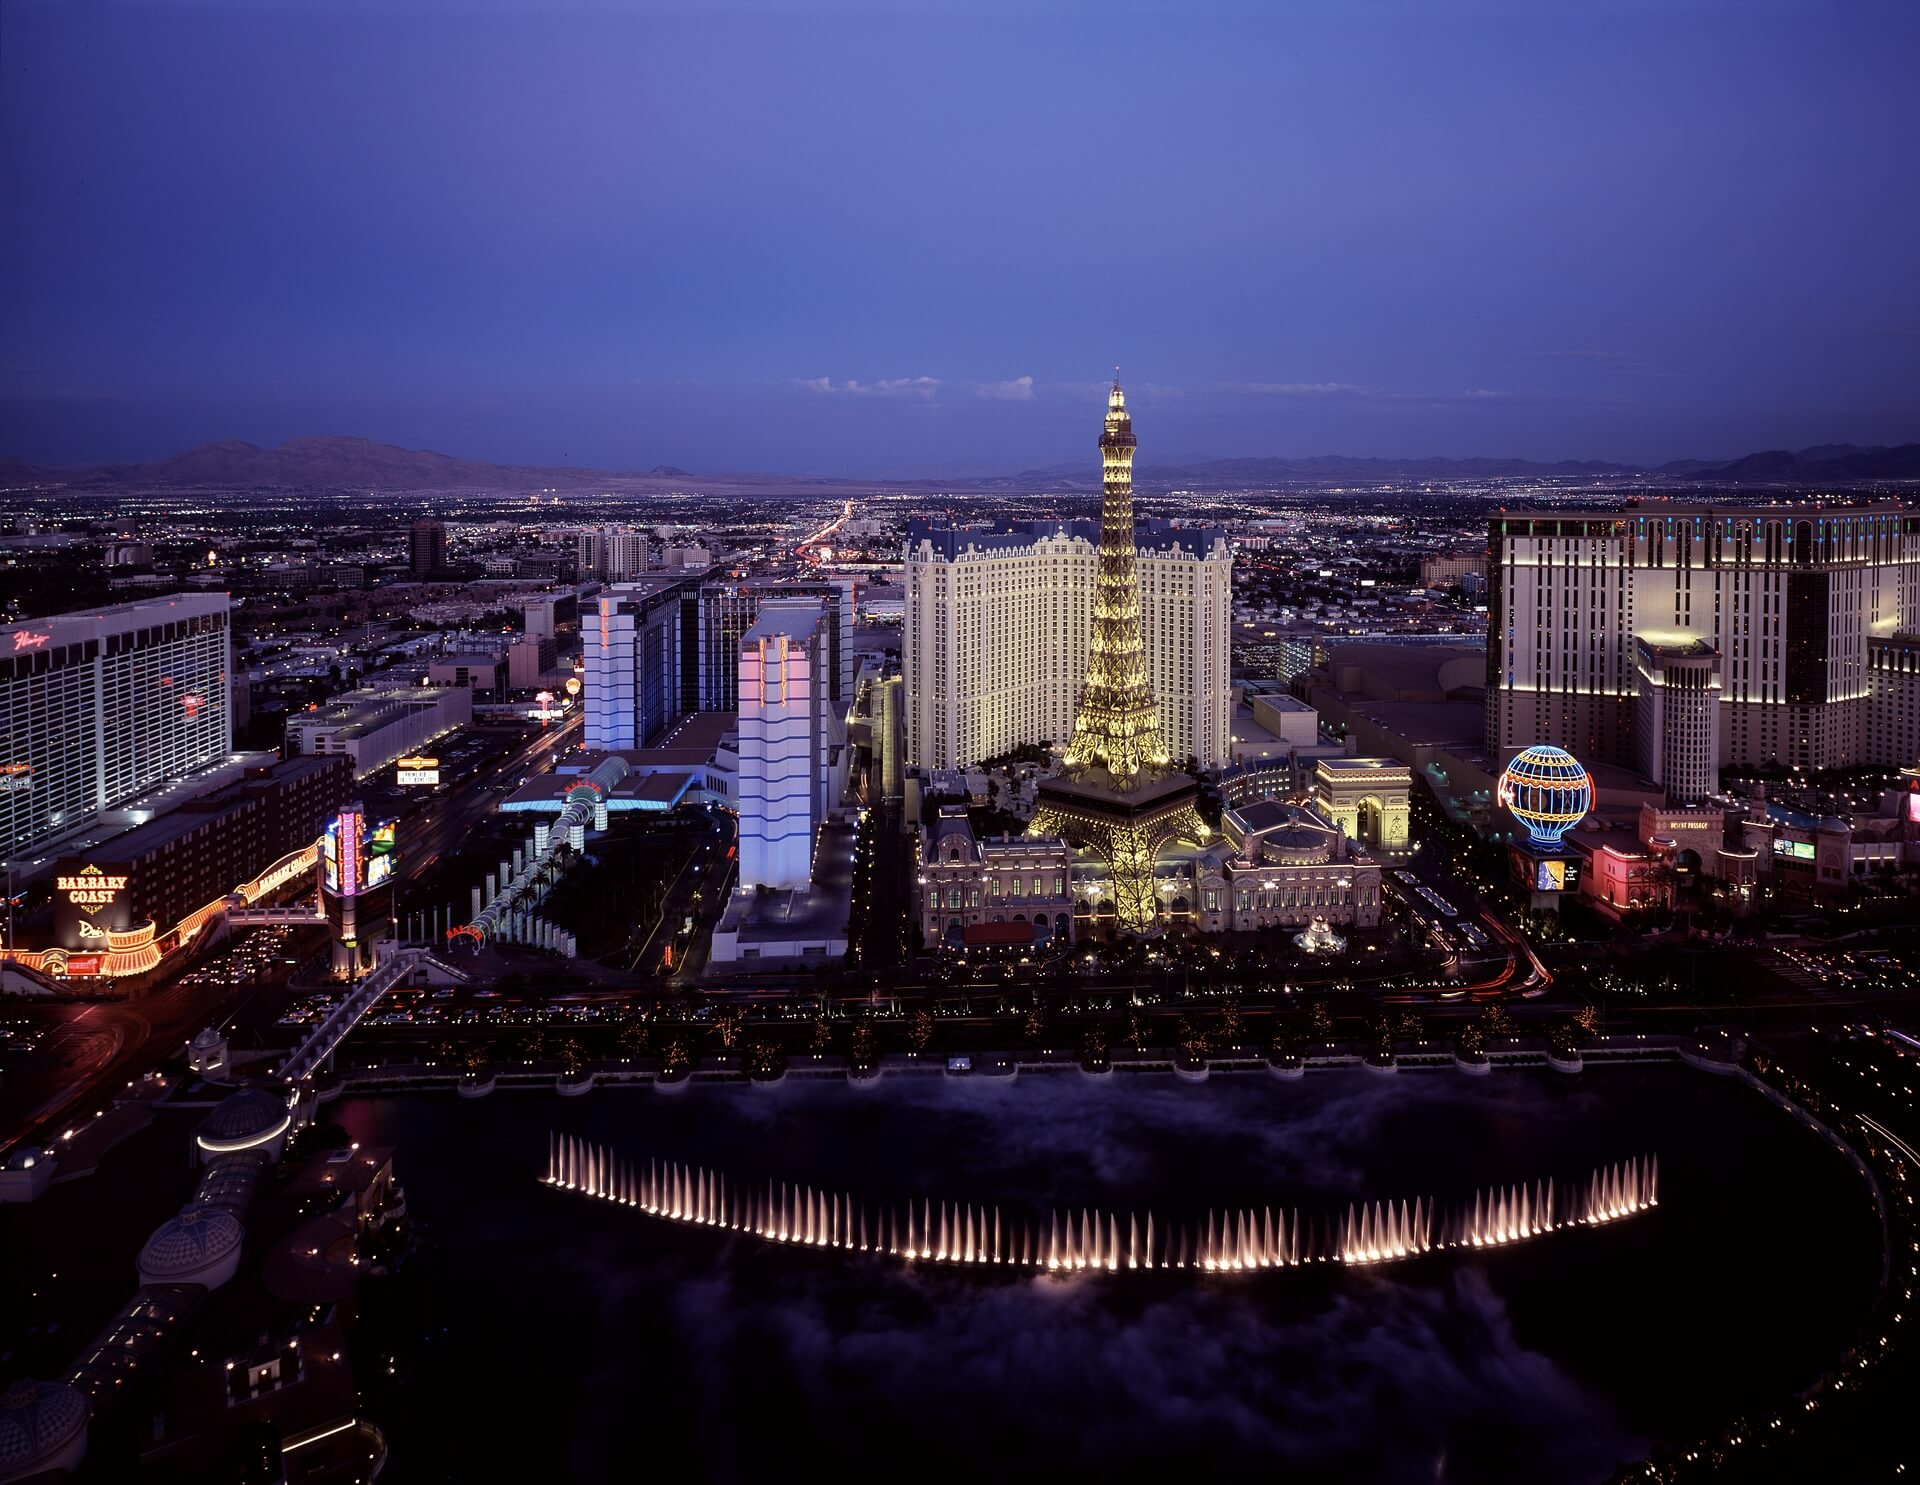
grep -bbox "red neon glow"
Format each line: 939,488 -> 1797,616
10,630 -> 50,652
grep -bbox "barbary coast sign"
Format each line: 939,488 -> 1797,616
54,862 -> 136,949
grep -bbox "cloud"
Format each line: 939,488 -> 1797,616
1230,382 -> 1369,398
976,376 -> 1035,402
796,375 -> 941,399
1215,381 -> 1608,409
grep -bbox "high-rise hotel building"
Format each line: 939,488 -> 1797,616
1487,506 -> 1920,796
903,518 -> 1232,771
2,594 -> 233,861
737,601 -> 846,890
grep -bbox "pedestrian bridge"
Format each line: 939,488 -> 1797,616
279,942 -> 469,1086
225,902 -> 326,928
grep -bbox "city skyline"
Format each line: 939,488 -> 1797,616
6,4 -> 1920,1482
4,0 -> 1918,473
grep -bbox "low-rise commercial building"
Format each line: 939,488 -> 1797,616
915,806 -> 1076,950
49,755 -> 351,950
285,686 -> 470,777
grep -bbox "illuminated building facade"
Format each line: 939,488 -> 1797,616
1,594 -> 232,863
581,576 -> 694,749
1311,756 -> 1412,855
903,516 -> 1231,771
1487,506 -> 1920,781
321,802 -> 398,973
916,805 -> 1075,950
285,684 -> 470,777
1199,801 -> 1382,934
1633,637 -> 1723,804
737,602 -> 846,890
1867,634 -> 1920,768
48,755 -> 350,952
1028,383 -> 1208,933
697,577 -> 853,713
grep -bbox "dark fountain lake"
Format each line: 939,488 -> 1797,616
333,1063 -> 1879,1484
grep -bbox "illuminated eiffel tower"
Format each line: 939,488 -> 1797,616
1031,379 -> 1207,934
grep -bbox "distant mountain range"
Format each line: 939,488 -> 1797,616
1123,443 -> 1920,489
3,433 -> 1918,493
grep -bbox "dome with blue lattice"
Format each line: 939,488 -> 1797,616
0,1377 -> 88,1477
1497,745 -> 1593,847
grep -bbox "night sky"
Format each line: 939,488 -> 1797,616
3,0 -> 1915,475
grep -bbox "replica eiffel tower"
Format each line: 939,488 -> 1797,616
1029,379 -> 1207,933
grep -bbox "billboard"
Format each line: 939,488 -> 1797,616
366,820 -> 397,890
324,808 -> 395,897
1771,838 -> 1816,862
324,809 -> 364,895
52,861 -> 136,949
397,756 -> 440,786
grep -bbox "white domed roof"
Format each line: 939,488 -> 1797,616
138,1206 -> 244,1279
196,1088 -> 289,1148
0,1378 -> 88,1475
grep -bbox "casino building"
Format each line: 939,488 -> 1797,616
48,756 -> 351,954
1,593 -> 233,862
1486,506 -> 1920,788
903,517 -> 1232,772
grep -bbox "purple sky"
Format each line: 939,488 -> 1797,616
3,0 -> 1916,475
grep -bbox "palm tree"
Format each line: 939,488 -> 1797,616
746,1037 -> 786,1079
616,1016 -> 652,1057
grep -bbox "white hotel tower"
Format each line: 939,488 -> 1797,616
2,594 -> 233,861
736,601 -> 845,890
903,518 -> 1232,772
1487,505 -> 1920,795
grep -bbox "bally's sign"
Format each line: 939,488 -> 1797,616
54,862 -> 135,949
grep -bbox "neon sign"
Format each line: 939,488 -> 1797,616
9,630 -> 50,652
56,866 -> 129,909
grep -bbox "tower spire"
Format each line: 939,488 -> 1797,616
1060,379 -> 1170,787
